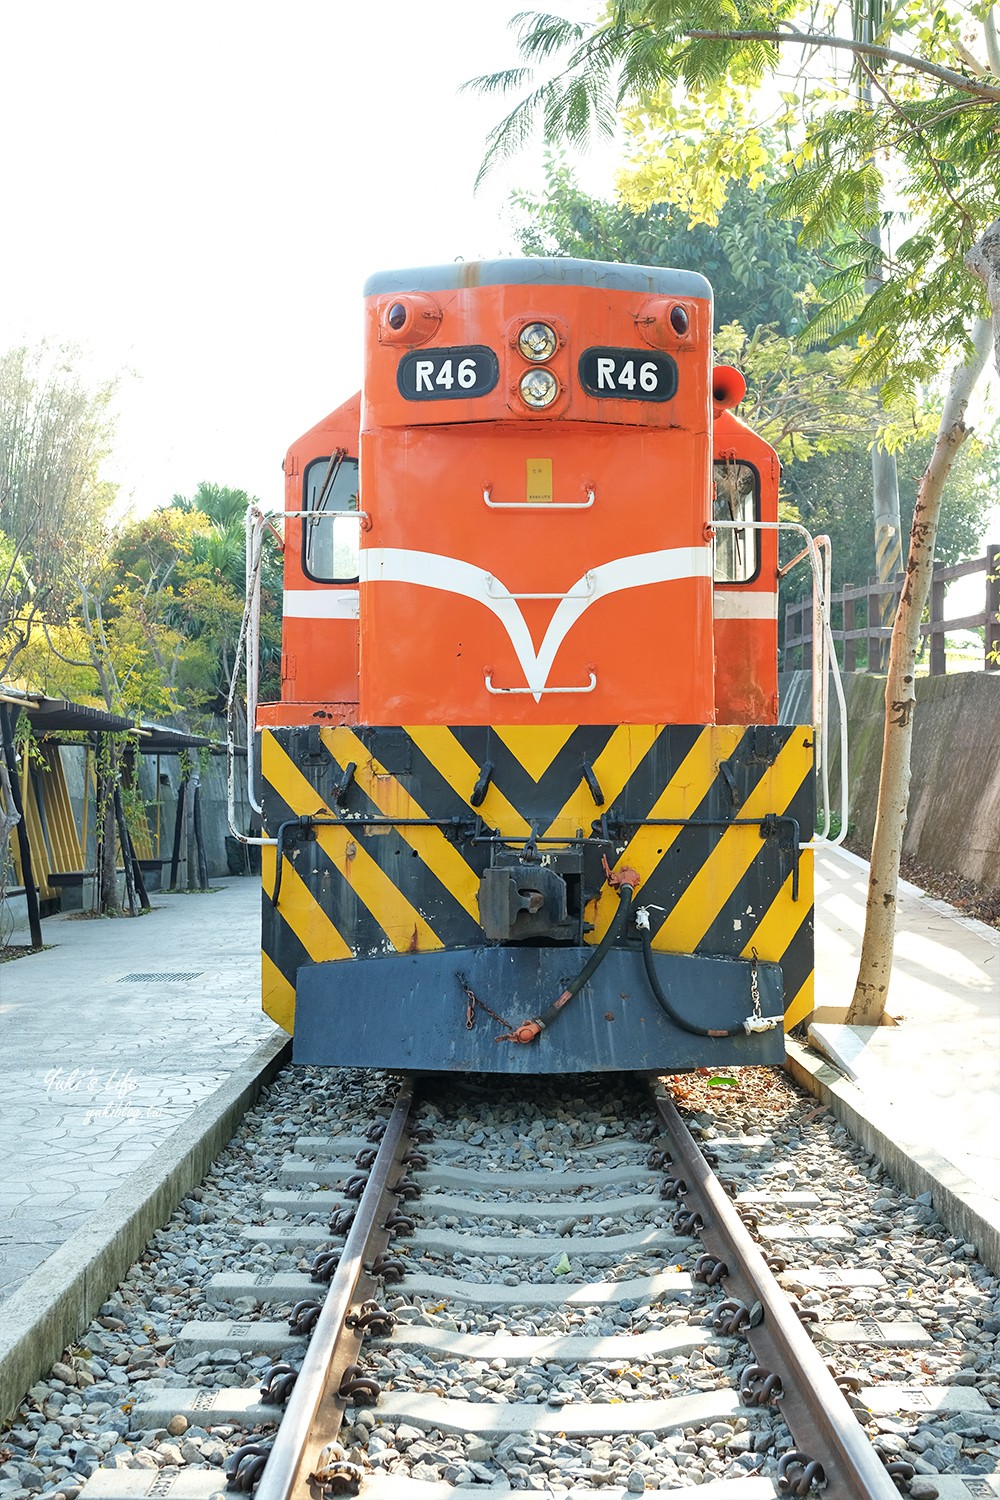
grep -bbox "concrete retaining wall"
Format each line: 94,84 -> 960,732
779,669 -> 1000,893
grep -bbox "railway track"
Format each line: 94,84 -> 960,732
15,1068 -> 1000,1500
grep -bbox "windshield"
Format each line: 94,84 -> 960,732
303,452 -> 361,582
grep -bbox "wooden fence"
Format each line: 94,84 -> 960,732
783,542 -> 1000,673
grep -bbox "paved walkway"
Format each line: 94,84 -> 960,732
809,843 -> 1000,1222
0,851 -> 997,1306
0,879 -> 276,1302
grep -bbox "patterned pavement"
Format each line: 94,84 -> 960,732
0,879 -> 276,1301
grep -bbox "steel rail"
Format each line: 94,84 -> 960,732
252,1077 -> 416,1500
650,1081 -> 899,1500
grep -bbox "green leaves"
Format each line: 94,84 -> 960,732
472,2 -> 1000,394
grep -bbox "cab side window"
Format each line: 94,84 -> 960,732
713,459 -> 759,584
303,453 -> 360,582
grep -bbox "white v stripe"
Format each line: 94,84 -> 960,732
361,546 -> 709,700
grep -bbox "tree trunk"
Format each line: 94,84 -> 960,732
966,218 -> 1000,376
113,785 -> 139,916
0,704 -> 43,948
169,776 -> 186,891
872,444 -> 901,669
846,318 -> 992,1025
96,744 -> 119,916
185,775 -> 199,891
193,783 -> 209,891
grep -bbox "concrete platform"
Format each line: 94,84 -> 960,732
0,878 -> 286,1419
791,844 -> 1000,1272
0,878 -> 276,1302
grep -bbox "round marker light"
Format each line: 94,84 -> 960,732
519,368 -> 559,408
670,305 -> 689,334
387,302 -> 407,331
518,322 -> 558,362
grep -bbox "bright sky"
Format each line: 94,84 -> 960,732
0,1 -> 607,514
3,0 -> 995,570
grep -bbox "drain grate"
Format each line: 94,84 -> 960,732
118,972 -> 204,983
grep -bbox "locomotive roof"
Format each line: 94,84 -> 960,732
364,257 -> 712,300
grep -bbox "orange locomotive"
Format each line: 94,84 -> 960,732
256,258 -> 814,1073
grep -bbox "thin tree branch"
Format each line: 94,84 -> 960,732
686,29 -> 1000,99
951,38 -> 988,76
41,620 -> 92,669
856,53 -> 974,233
986,6 -> 1000,76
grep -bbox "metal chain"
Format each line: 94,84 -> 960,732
750,947 -> 761,1021
743,946 -> 778,1034
457,972 -> 513,1033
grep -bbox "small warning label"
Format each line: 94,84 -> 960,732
526,457 -> 553,503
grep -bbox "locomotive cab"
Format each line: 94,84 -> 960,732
250,258 -> 817,1074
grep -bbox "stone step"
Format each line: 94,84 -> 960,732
354,1387 -> 748,1437
703,1136 -> 770,1149
361,1482 -> 781,1500
781,1267 -> 885,1289
758,1222 -> 852,1241
176,1319 -> 306,1358
177,1317 -> 719,1365
860,1382 -> 989,1414
263,1187 -> 662,1222
129,1386 -> 281,1428
290,1140 -> 656,1188
74,1469 -> 1000,1500
815,1320 -> 932,1346
240,1222 -> 689,1259
208,1268 -> 694,1309
79,1476 -> 228,1500
733,1191 -> 821,1207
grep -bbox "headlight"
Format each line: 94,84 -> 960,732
518,322 -> 558,362
519,368 -> 559,408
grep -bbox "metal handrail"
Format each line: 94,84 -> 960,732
713,517 -> 848,846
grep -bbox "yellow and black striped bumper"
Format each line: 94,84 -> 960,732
259,723 -> 814,1070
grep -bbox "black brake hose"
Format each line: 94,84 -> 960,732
639,918 -> 740,1039
502,881 -> 636,1043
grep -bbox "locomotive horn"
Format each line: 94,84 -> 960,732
712,364 -> 747,411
